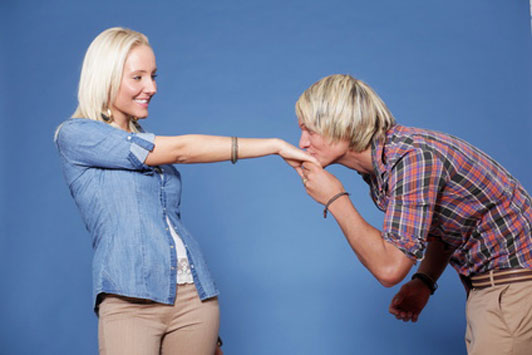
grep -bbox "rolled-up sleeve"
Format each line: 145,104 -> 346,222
382,150 -> 445,260
127,132 -> 156,168
55,119 -> 155,170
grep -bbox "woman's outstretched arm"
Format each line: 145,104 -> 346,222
145,135 -> 317,166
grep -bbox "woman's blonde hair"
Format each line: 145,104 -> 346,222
72,27 -> 150,132
295,74 -> 395,152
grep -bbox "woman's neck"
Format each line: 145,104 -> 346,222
111,110 -> 132,132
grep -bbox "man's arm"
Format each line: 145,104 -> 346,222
328,195 -> 415,287
299,162 -> 414,287
416,238 -> 454,282
389,239 -> 454,322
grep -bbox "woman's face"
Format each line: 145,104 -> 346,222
112,45 -> 157,123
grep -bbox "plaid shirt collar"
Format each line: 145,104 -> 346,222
360,125 -> 402,211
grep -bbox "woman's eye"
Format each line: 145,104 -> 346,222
133,76 -> 141,80
151,74 -> 158,80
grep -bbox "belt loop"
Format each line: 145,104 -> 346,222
489,270 -> 495,287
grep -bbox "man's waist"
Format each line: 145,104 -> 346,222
469,269 -> 532,289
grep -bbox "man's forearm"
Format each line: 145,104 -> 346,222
416,239 -> 454,281
328,196 -> 415,287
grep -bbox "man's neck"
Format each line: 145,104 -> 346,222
336,147 -> 374,175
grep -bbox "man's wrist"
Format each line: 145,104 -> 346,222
412,272 -> 438,294
323,191 -> 350,218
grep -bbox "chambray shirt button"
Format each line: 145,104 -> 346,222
171,266 -> 175,270
190,264 -> 195,269
170,245 -> 174,249
127,136 -> 131,141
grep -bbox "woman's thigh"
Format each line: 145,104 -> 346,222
98,295 -> 166,355
161,284 -> 220,355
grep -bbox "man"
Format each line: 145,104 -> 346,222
295,74 -> 532,355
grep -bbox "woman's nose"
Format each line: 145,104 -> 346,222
145,77 -> 157,95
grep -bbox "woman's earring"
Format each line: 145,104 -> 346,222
131,117 -> 141,131
101,108 -> 113,122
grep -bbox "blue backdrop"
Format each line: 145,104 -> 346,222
1,1 -> 531,354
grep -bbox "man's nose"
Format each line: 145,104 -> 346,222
299,131 -> 309,149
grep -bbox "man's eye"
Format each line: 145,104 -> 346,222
133,76 -> 141,80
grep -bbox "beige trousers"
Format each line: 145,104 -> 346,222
98,284 -> 219,355
465,280 -> 532,355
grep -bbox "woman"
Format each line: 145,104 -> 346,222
55,27 -> 316,355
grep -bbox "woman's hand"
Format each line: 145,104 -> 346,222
297,162 -> 345,205
276,139 -> 319,168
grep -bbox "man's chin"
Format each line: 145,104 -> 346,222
318,159 -> 330,168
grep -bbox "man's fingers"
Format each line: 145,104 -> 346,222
392,294 -> 402,306
304,153 -> 320,166
302,161 -> 321,171
295,166 -> 304,178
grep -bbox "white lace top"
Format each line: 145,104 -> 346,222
166,215 -> 194,284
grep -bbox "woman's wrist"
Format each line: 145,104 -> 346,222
273,138 -> 284,155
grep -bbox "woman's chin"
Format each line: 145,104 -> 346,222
134,113 -> 148,120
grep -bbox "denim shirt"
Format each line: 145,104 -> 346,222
55,118 -> 218,309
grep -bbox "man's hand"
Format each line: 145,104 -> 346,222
277,139 -> 319,168
297,162 -> 345,205
389,278 -> 431,322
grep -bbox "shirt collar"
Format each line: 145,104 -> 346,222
368,124 -> 400,188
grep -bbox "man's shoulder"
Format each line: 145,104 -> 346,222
383,125 -> 455,170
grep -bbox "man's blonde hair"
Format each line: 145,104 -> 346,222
72,27 -> 150,132
295,74 -> 395,152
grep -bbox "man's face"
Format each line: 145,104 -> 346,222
298,119 -> 350,167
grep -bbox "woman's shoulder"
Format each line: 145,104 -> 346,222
55,118 -> 116,151
59,117 -> 108,130
56,118 -> 113,138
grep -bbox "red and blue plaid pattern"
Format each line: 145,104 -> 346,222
364,125 -> 532,276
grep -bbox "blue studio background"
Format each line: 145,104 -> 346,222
1,1 -> 531,354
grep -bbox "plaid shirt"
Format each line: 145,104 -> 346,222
363,125 -> 532,276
